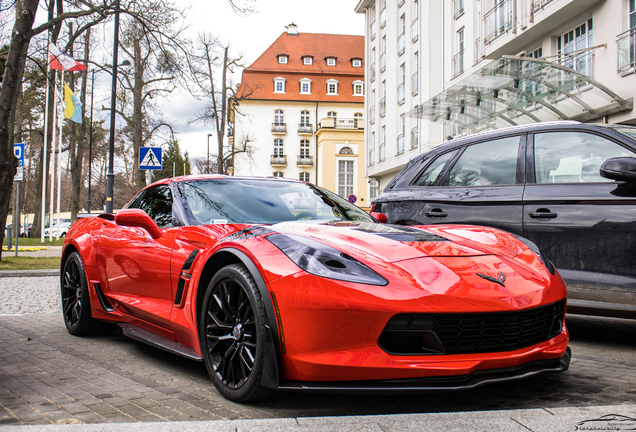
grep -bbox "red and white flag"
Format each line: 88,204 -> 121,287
49,45 -> 87,72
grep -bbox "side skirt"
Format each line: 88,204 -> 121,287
118,323 -> 202,362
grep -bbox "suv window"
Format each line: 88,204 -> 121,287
128,185 -> 174,228
534,132 -> 634,183
413,150 -> 457,186
447,136 -> 520,187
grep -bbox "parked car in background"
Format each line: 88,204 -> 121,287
44,221 -> 72,238
371,121 -> 636,319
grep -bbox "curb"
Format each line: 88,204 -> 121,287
0,269 -> 59,278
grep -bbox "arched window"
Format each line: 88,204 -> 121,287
299,172 -> 310,182
274,138 -> 284,156
300,110 -> 311,126
327,111 -> 337,118
274,109 -> 284,125
273,171 -> 284,178
339,146 -> 354,155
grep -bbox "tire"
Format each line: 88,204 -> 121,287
200,263 -> 276,402
61,252 -> 114,335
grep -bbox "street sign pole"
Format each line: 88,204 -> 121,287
14,181 -> 19,257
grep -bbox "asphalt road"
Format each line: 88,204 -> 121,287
1,276 -> 635,426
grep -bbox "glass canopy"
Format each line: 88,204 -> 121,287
408,56 -> 632,137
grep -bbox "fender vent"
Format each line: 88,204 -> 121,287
93,282 -> 115,312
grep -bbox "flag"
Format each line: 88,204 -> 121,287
50,45 -> 87,72
64,83 -> 83,124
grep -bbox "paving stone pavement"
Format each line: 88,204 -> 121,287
1,276 -> 636,427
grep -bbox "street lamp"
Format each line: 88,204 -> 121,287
207,133 -> 212,174
105,0 -> 122,214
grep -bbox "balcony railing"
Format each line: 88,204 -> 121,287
454,0 -> 464,19
271,123 -> 287,133
411,18 -> 419,42
380,53 -> 386,72
319,117 -> 364,129
379,143 -> 386,162
397,83 -> 405,105
298,124 -> 313,134
617,28 -> 636,74
380,97 -> 386,117
484,0 -> 513,45
397,134 -> 405,155
270,155 -> 287,166
411,72 -> 419,95
453,50 -> 465,78
297,156 -> 314,166
368,148 -> 375,166
398,33 -> 405,56
532,0 -> 554,12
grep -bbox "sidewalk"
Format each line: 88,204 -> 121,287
1,404 -> 635,431
2,245 -> 63,258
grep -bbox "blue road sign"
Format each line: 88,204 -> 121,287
348,194 -> 357,204
139,147 -> 162,170
14,143 -> 25,167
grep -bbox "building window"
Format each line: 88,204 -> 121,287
412,51 -> 419,95
278,55 -> 288,64
380,80 -> 386,117
411,125 -> 418,150
339,146 -> 354,155
397,114 -> 405,154
326,57 -> 337,66
369,131 -> 376,166
370,47 -> 376,82
369,178 -> 379,201
302,56 -> 313,65
380,125 -> 386,161
337,160 -> 355,198
353,80 -> 364,96
370,18 -> 376,41
557,19 -> 593,78
398,14 -> 406,56
354,112 -> 363,128
412,0 -> 419,42
370,90 -> 376,124
273,77 -> 286,93
300,110 -> 311,126
380,36 -> 387,72
454,0 -> 464,19
380,0 -> 386,28
352,58 -> 362,67
299,172 -> 310,182
273,171 -> 284,178
326,79 -> 338,95
300,139 -> 310,158
328,111 -> 337,118
274,138 -> 284,156
299,78 -> 312,94
274,109 -> 284,125
453,28 -> 465,77
398,63 -> 405,105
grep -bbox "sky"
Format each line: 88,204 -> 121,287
162,0 -> 366,161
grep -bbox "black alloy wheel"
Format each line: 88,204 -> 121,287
61,252 -> 113,335
201,263 -> 274,402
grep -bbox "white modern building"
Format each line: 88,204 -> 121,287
356,0 -> 636,191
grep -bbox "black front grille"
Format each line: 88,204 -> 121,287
379,300 -> 565,356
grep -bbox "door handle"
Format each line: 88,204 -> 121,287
426,208 -> 448,218
529,209 -> 558,219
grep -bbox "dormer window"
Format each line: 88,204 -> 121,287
278,55 -> 289,64
352,80 -> 364,96
326,79 -> 339,95
351,58 -> 363,67
299,78 -> 312,94
273,77 -> 286,93
302,56 -> 313,65
325,57 -> 337,66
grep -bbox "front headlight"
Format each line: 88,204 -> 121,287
512,234 -> 555,275
266,233 -> 388,286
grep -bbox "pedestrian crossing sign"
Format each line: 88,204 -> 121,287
139,147 -> 162,170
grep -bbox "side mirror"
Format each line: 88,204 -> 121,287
115,209 -> 163,239
600,157 -> 636,183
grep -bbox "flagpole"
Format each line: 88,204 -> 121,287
49,69 -> 58,242
56,71 -> 64,238
41,39 -> 51,242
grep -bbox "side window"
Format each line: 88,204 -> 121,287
448,136 -> 520,187
414,150 -> 457,186
534,132 -> 634,183
128,185 -> 174,228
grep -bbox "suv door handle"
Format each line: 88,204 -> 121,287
426,208 -> 448,218
529,209 -> 558,219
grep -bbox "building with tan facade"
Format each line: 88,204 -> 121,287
231,25 -> 377,209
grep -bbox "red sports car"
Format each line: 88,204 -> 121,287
61,175 -> 570,402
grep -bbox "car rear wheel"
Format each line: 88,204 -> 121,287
200,263 -> 275,402
61,252 -> 114,335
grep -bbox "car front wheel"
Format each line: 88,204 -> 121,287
200,263 -> 275,402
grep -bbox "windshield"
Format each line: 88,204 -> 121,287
612,126 -> 636,143
177,179 -> 375,225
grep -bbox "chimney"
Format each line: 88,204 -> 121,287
286,23 -> 298,36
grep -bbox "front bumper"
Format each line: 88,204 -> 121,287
279,346 -> 571,393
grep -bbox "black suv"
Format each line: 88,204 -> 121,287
371,121 -> 636,319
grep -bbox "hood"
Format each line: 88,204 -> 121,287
270,222 -> 524,264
